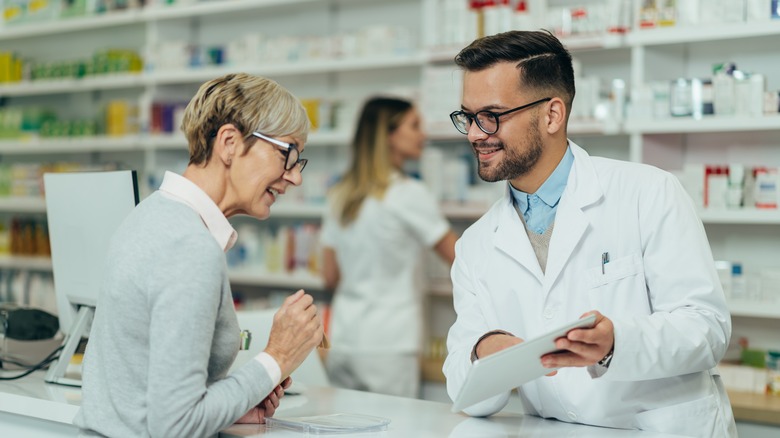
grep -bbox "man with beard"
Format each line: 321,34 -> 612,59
442,30 -> 736,437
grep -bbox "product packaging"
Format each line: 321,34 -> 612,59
767,351 -> 780,395
712,63 -> 736,116
754,168 -> 779,209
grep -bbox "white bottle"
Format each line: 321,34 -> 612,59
726,164 -> 745,209
754,168 -> 779,209
497,0 -> 512,33
712,65 -> 736,116
513,0 -> 534,30
731,263 -> 746,300
714,261 -> 733,298
482,0 -> 500,36
749,73 -> 766,116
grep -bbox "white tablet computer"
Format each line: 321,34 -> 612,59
451,314 -> 597,413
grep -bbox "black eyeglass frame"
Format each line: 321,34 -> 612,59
251,131 -> 308,172
449,97 -> 553,135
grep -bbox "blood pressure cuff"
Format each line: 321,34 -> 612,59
0,308 -> 59,341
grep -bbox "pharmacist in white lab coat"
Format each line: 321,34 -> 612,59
321,97 -> 457,398
443,31 -> 737,437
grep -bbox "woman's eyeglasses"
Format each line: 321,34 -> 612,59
252,132 -> 308,173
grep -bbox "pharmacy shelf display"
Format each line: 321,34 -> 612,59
2,3 -> 780,405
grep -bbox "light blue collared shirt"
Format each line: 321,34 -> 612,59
509,146 -> 574,234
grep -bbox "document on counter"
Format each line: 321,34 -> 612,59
265,413 -> 390,434
452,314 -> 597,412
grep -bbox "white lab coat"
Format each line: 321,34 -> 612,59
321,173 -> 450,353
444,142 -> 736,437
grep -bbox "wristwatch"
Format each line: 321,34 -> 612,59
471,329 -> 514,362
598,346 -> 614,368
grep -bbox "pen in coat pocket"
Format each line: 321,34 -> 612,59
601,252 -> 610,275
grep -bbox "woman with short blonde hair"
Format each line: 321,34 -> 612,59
76,73 -> 323,437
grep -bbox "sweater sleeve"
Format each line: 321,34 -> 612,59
145,237 -> 275,437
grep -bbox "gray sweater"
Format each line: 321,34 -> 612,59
74,192 -> 273,437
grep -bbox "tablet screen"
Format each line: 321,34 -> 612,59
452,314 -> 597,412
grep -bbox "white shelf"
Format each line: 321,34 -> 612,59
627,21 -> 780,47
149,54 -> 427,85
0,10 -> 142,40
142,0 -> 319,21
560,33 -> 625,51
0,198 -> 323,218
150,131 -> 351,151
625,115 -> 780,134
428,120 -> 623,140
0,256 -> 327,291
0,73 -> 145,97
439,202 -> 488,220
228,268 -> 324,290
0,0 -> 321,40
148,131 -> 351,151
699,209 -> 780,225
0,131 -> 350,155
146,134 -> 186,151
0,197 -> 46,213
270,203 -> 325,218
307,131 -> 351,147
0,56 -> 426,97
728,299 -> 780,319
568,119 -> 623,135
0,255 -> 52,271
424,47 -> 461,63
426,128 -> 465,142
0,136 -> 143,154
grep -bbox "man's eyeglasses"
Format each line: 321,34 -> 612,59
252,132 -> 308,173
449,97 -> 552,135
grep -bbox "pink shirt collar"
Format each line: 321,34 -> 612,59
159,171 -> 237,252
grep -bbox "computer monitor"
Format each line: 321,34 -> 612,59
43,170 -> 139,386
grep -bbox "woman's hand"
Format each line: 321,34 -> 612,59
234,377 -> 292,424
264,290 -> 323,379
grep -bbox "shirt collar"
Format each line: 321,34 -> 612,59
159,171 -> 237,252
509,145 -> 574,209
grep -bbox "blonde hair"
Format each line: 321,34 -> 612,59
181,73 -> 310,165
331,97 -> 412,226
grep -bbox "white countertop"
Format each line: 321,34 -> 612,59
0,371 -> 686,437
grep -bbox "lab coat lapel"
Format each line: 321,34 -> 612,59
543,143 -> 603,292
493,188 -> 545,283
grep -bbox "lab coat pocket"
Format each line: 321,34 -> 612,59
634,394 -> 718,437
585,253 -> 642,288
585,253 -> 649,315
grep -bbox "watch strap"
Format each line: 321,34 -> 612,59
598,345 -> 614,368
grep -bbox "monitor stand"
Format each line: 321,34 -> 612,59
45,306 -> 93,387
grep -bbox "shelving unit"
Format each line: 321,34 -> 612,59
0,197 -> 46,213
0,254 -> 52,271
2,1 -> 780,427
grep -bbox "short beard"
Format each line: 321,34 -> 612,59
475,124 -> 544,182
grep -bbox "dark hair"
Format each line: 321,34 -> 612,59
455,30 -> 575,113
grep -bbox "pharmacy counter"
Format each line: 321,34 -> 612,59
1,371 -> 686,437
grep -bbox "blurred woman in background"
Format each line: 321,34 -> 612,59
320,97 -> 457,398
